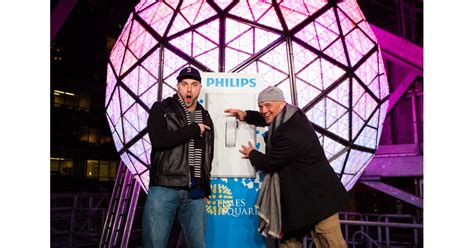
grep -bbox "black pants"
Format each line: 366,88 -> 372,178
266,236 -> 279,248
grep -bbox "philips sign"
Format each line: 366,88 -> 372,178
206,77 -> 257,88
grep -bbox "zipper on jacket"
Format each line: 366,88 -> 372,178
188,167 -> 192,188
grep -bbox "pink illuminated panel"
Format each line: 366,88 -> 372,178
105,0 -> 389,192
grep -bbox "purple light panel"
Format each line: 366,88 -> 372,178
105,0 -> 389,192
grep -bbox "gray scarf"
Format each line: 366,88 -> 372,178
255,104 -> 299,239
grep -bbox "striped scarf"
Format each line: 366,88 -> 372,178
177,98 -> 205,196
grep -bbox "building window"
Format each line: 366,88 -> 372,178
87,160 -> 99,178
87,160 -> 119,181
53,90 -> 90,111
50,158 -> 73,176
78,127 -> 101,144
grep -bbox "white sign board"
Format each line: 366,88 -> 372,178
199,73 -> 265,178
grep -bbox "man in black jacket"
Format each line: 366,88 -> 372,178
225,86 -> 348,248
143,66 -> 214,248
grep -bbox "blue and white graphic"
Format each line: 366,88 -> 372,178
205,176 -> 266,247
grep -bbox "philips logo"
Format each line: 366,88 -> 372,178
206,77 -> 256,88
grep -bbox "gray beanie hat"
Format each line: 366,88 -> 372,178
258,86 -> 285,103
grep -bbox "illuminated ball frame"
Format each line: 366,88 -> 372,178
105,0 -> 389,192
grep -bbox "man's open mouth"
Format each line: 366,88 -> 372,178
185,95 -> 192,103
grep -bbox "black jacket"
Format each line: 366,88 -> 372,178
147,94 -> 214,197
246,108 -> 348,234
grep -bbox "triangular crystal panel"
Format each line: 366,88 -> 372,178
303,1 -> 326,15
354,125 -> 377,149
195,2 -> 217,24
276,79 -> 292,103
122,68 -> 139,96
328,109 -> 349,140
162,49 -> 188,79
291,41 -> 317,73
139,84 -> 158,109
229,1 -> 253,21
225,48 -> 251,72
141,3 -> 175,37
351,111 -> 364,140
329,150 -> 348,174
321,58 -> 346,89
111,129 -> 124,152
167,13 -> 191,36
214,0 -> 232,10
345,28 -> 375,66
309,98 -> 328,128
260,42 -> 289,75
196,19 -> 220,44
279,6 -> 307,30
323,137 -> 346,161
296,58 -> 323,91
337,2 -> 364,24
316,7 -> 339,35
353,91 -> 377,121
179,1 -> 202,25
345,149 -> 373,174
120,48 -> 139,76
332,111 -> 350,140
254,28 -> 281,52
110,41 -> 126,76
337,8 -> 356,35
169,32 -> 192,56
140,48 -> 161,80
328,78 -> 350,108
257,61 -> 288,87
295,78 -> 321,108
119,86 -> 137,113
106,89 -> 121,126
193,32 -> 218,57
106,64 -> 117,105
249,1 -> 272,21
128,24 -> 158,59
323,38 -> 347,66
135,0 -> 156,12
355,51 -> 378,88
120,153 -> 138,175
161,83 -> 177,100
123,116 -> 140,144
258,6 -> 283,30
228,29 -> 254,54
195,48 -> 219,72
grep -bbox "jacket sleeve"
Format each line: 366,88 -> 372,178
244,110 -> 268,127
147,102 -> 201,149
248,129 -> 297,172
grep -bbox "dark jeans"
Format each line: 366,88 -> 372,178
142,186 -> 207,248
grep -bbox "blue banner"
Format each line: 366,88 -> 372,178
205,177 -> 265,247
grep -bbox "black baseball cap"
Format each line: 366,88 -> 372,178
176,66 -> 201,82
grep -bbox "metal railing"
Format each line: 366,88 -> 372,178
303,212 -> 423,248
52,198 -> 422,248
352,231 -> 383,248
340,212 -> 422,248
51,193 -> 111,248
